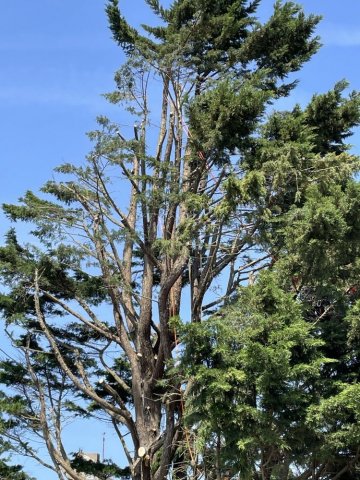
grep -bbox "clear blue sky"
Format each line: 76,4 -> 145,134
0,1 -> 359,478
1,1 -> 360,220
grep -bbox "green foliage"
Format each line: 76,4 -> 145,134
105,0 -> 143,55
71,454 -> 130,479
183,272 -> 328,477
0,1 -> 359,479
0,417 -> 36,480
242,1 -> 321,79
145,0 -> 261,73
280,182 -> 360,283
0,459 -> 35,480
306,80 -> 360,154
188,75 -> 271,162
308,382 -> 360,449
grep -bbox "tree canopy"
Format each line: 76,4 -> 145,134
0,1 -> 359,479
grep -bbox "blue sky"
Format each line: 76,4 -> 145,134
1,0 -> 360,212
0,1 -> 360,478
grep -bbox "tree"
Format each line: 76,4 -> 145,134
0,442 -> 34,480
182,271 -> 328,479
0,460 -> 34,480
181,83 -> 360,478
182,267 -> 360,479
0,1 -> 358,479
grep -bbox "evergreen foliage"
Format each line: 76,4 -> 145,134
70,454 -> 131,479
0,1 -> 359,479
183,272 -> 328,479
0,459 -> 34,480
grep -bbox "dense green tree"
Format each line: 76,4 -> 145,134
182,267 -> 360,478
182,271 -> 328,479
0,1 -> 359,480
0,448 -> 34,480
70,454 -> 130,479
0,460 -> 34,480
181,82 -> 360,478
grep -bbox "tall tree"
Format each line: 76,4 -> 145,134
182,271 -> 329,480
182,82 -> 360,478
0,1 -> 358,479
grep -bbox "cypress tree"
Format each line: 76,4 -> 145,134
0,1 -> 359,479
